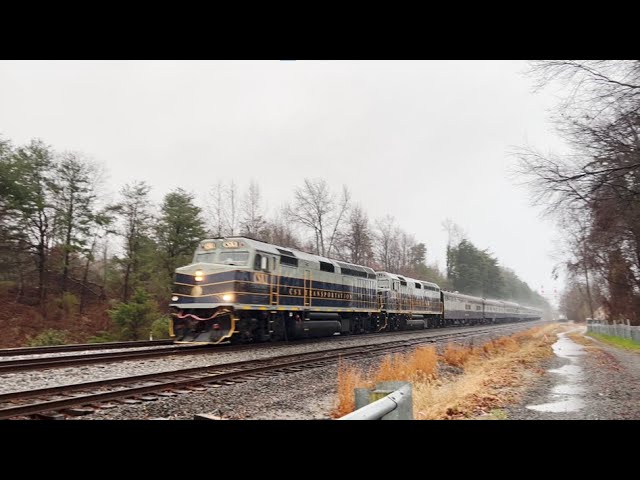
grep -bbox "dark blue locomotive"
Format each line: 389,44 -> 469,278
169,237 -> 543,344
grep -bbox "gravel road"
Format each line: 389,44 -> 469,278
506,326 -> 640,420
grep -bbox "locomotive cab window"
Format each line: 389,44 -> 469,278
195,252 -> 216,263
218,251 -> 249,266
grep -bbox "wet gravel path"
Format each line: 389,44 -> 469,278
506,326 -> 640,420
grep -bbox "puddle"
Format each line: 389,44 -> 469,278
526,330 -> 586,414
548,364 -> 582,376
552,334 -> 586,358
527,397 -> 585,413
552,384 -> 585,395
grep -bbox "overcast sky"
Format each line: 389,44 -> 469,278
0,60 -> 568,303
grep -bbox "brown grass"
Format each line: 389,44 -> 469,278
332,323 -> 565,419
415,325 -> 562,419
333,360 -> 363,417
442,343 -> 472,367
372,346 -> 439,383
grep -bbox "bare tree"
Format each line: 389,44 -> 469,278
225,180 -> 238,236
206,180 -> 225,237
285,179 -> 351,257
375,215 -> 396,271
261,208 -> 301,250
517,60 -> 640,324
240,180 -> 265,237
339,204 -> 374,266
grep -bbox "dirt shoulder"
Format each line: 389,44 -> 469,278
505,326 -> 640,420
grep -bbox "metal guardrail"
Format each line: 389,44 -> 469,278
339,381 -> 413,420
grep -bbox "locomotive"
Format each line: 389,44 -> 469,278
169,236 -> 544,344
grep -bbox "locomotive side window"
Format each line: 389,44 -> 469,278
320,261 -> 335,273
254,254 -> 269,271
280,255 -> 298,267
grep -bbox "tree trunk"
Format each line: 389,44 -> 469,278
61,199 -> 74,292
123,261 -> 131,303
38,243 -> 46,311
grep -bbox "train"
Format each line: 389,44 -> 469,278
169,236 -> 544,344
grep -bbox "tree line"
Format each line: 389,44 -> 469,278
518,60 -> 640,324
0,135 -> 549,344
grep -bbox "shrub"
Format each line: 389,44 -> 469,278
108,288 -> 161,341
150,316 -> 171,340
27,328 -> 69,346
60,292 -> 79,319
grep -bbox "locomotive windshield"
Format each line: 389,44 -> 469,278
218,251 -> 249,266
195,252 -> 216,263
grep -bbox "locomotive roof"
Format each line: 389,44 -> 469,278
202,236 -> 375,274
376,271 -> 440,290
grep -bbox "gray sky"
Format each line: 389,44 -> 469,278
0,60 -> 567,303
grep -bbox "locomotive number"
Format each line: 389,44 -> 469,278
222,241 -> 239,248
254,272 -> 268,284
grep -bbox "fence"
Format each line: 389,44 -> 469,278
339,381 -> 413,420
586,319 -> 640,343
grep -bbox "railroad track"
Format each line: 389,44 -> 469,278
0,320 -> 544,373
0,344 -> 215,373
0,340 -> 174,357
0,321 -> 543,420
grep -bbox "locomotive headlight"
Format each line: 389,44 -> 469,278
194,270 -> 204,282
222,293 -> 235,302
171,296 -> 178,302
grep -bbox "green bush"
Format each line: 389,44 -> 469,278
27,328 -> 69,346
60,292 -> 79,318
108,288 -> 159,341
150,316 -> 171,340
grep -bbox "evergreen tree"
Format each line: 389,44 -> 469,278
155,188 -> 206,284
108,288 -> 159,341
113,181 -> 155,302
54,153 -> 98,292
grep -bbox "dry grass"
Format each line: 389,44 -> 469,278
371,345 -> 439,384
415,325 -> 562,419
332,323 -> 565,419
442,343 -> 472,367
332,360 -> 363,417
567,330 -> 596,347
410,346 -> 438,380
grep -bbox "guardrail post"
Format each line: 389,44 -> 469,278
342,381 -> 413,420
374,381 -> 413,420
355,388 -> 371,410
